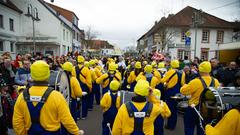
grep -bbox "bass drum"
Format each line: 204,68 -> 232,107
48,70 -> 71,105
199,87 -> 240,125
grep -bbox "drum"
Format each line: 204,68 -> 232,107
199,87 -> 240,125
48,70 -> 71,104
171,93 -> 190,114
119,90 -> 136,105
177,101 -> 189,114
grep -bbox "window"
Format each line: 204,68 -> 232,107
177,49 -> 190,59
202,30 -> 210,43
66,31 -> 69,41
0,15 -> 3,28
217,31 -> 224,43
177,50 -> 184,59
0,41 -> 3,51
181,30 -> 187,42
73,30 -> 75,39
63,29 -> 65,40
10,42 -> 14,52
77,33 -> 79,41
9,18 -> 14,31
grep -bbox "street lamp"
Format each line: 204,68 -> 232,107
25,4 -> 40,55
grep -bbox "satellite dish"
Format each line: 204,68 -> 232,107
50,0 -> 54,2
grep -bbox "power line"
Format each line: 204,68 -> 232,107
206,0 -> 239,11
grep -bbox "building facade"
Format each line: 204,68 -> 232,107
0,0 -> 22,58
137,6 -> 234,60
46,2 -> 84,53
1,0 -> 85,57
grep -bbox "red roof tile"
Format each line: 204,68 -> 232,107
45,1 -> 78,23
0,0 -> 22,13
87,40 -> 114,50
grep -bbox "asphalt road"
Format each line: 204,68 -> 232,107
77,104 -> 186,135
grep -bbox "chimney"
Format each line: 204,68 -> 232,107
155,21 -> 158,25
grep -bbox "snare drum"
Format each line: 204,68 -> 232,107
119,90 -> 135,105
48,70 -> 71,104
199,87 -> 240,125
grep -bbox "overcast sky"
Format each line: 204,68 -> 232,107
46,0 -> 240,48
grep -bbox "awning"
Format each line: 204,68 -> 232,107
219,42 -> 240,50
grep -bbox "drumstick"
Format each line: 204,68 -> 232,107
107,123 -> 113,135
191,104 -> 204,121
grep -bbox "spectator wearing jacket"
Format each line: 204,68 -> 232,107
15,60 -> 32,86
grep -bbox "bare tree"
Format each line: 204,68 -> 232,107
157,26 -> 177,53
83,26 -> 100,51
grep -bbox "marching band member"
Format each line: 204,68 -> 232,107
127,61 -> 142,92
92,59 -> 102,104
63,62 -> 82,121
112,80 -> 166,135
72,56 -> 92,119
205,108 -> 240,135
180,61 -> 219,135
136,65 -> 159,88
85,61 -> 97,111
156,62 -> 166,100
13,60 -> 84,135
161,60 -> 185,130
151,61 -> 161,79
100,80 -> 121,135
96,62 -> 121,95
149,89 -> 171,135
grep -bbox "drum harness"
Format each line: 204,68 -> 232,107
103,72 -> 120,86
164,70 -> 181,90
75,66 -> 87,85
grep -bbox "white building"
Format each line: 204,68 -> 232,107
46,2 -> 84,53
0,0 -> 22,58
3,0 -> 73,56
137,6 -> 234,60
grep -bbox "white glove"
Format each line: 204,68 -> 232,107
79,130 -> 84,135
82,92 -> 88,96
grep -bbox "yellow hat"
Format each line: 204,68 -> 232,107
199,61 -> 211,73
158,62 -> 165,68
62,62 -> 73,72
171,60 -> 179,68
135,61 -> 142,69
110,80 -> 120,91
151,61 -> 157,67
84,61 -> 90,68
134,79 -> 149,96
77,56 -> 85,63
89,60 -> 95,66
153,89 -> 161,100
31,60 -> 50,81
109,63 -> 117,71
144,65 -> 152,73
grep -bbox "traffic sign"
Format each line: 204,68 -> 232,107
185,37 -> 191,46
185,31 -> 191,37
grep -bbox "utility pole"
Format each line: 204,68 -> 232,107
25,4 -> 40,56
192,9 -> 204,58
